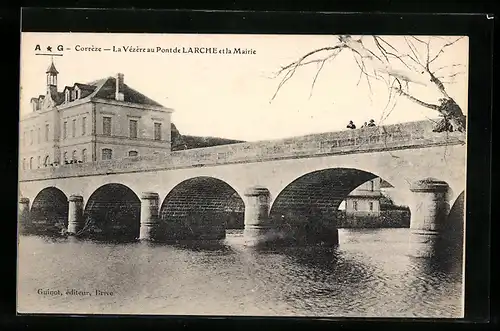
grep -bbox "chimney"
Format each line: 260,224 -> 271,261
115,73 -> 125,101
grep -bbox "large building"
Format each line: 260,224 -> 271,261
20,60 -> 173,170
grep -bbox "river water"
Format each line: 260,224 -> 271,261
17,228 -> 463,318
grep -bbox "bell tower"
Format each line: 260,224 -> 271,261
46,58 -> 59,94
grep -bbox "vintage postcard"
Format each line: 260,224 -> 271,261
18,32 -> 468,317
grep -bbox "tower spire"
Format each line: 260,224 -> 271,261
46,58 -> 58,93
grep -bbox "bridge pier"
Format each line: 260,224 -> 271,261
243,186 -> 276,247
67,195 -> 84,235
409,178 -> 450,258
18,197 -> 30,232
139,192 -> 159,241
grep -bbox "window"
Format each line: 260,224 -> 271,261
369,202 -> 374,211
72,150 -> 77,161
29,157 -> 33,170
129,120 -> 138,138
63,152 -> 68,163
75,89 -> 80,99
370,180 -> 374,191
81,149 -> 87,163
353,201 -> 358,211
45,124 -> 49,142
22,158 -> 26,170
103,117 -> 111,136
82,117 -> 87,136
72,119 -> 76,138
30,130 -> 33,145
63,121 -> 67,139
23,131 -> 27,146
128,151 -> 138,157
37,156 -> 41,168
44,155 -> 49,167
154,122 -> 161,140
102,148 -> 112,160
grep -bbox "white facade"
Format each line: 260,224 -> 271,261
342,178 -> 382,216
20,61 -> 173,171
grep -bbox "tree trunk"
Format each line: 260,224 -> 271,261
436,98 -> 467,132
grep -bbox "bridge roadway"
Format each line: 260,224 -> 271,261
18,119 -> 466,257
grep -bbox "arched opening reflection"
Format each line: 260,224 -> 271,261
270,168 -> 411,245
83,183 -> 141,241
30,187 -> 69,235
159,177 -> 244,241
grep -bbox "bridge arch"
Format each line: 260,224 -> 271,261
268,168 -> 412,238
443,190 -> 465,248
30,186 -> 69,234
270,168 -> 382,216
83,183 -> 141,241
159,176 -> 245,240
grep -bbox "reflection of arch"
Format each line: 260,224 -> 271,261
30,187 -> 69,233
269,168 -> 405,236
270,168 -> 379,221
160,177 -> 245,238
84,183 -> 141,240
444,190 -> 465,242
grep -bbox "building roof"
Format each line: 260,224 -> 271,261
33,73 -> 166,109
170,123 -> 245,150
74,83 -> 96,90
172,134 -> 245,150
46,62 -> 59,75
380,179 -> 394,188
93,77 -> 164,107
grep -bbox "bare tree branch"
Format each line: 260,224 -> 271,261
351,52 -> 373,94
428,36 -> 464,65
432,63 -> 465,73
436,71 -> 465,79
270,46 -> 344,101
270,34 -> 467,133
404,36 -> 425,68
276,46 -> 343,75
410,36 -> 427,44
372,36 -> 390,63
393,87 -> 441,110
309,59 -> 328,98
374,37 -> 420,72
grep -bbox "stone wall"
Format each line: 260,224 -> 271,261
157,177 -> 244,240
19,119 -> 466,182
336,209 -> 410,228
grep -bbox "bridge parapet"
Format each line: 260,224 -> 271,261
19,119 -> 465,182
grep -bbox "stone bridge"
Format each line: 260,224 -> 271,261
18,119 -> 466,257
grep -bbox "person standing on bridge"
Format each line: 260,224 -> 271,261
347,121 -> 356,129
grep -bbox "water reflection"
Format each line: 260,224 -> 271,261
167,239 -> 234,253
17,228 -> 463,317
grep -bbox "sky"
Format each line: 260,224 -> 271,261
20,33 -> 469,142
